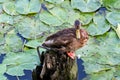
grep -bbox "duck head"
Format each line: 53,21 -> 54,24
74,20 -> 81,39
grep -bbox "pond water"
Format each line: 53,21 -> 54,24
0,54 -> 87,80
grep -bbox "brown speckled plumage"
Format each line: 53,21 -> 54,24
42,20 -> 89,52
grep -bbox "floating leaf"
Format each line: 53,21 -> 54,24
106,11 -> 120,26
3,50 -> 39,76
0,34 -> 4,45
0,24 -> 14,34
83,69 -> 114,80
49,7 -> 67,22
76,31 -> 120,74
6,66 -> 25,76
5,30 -> 23,52
102,0 -> 120,11
15,0 -> 41,14
87,12 -> 110,36
60,1 -> 72,10
67,11 -> 80,25
16,18 -> 42,39
45,0 -> 64,4
79,13 -> 93,25
3,1 -> 18,15
0,13 -> 13,24
25,40 -> 40,48
0,64 -> 7,80
71,0 -> 101,12
0,4 -> 3,13
39,11 -> 63,26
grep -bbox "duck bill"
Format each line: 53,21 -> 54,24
76,29 -> 81,39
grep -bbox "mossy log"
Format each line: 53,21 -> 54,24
32,50 -> 78,80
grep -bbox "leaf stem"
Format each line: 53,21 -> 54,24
16,76 -> 20,80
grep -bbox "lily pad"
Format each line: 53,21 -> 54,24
0,4 -> 3,13
76,31 -> 120,74
39,11 -> 63,26
71,0 -> 101,12
16,18 -> 42,39
87,12 -> 110,36
83,69 -> 114,80
45,0 -> 64,4
102,0 -> 120,11
3,49 -> 39,76
0,13 -> 13,24
79,13 -> 93,25
5,30 -> 23,52
25,40 -> 40,48
49,7 -> 67,23
3,1 -> 18,15
0,64 -> 7,80
106,11 -> 120,26
0,34 -> 4,45
0,24 -> 14,34
15,0 -> 41,14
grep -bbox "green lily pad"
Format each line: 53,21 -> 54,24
79,13 -> 93,25
0,64 -> 7,80
106,11 -> 120,26
25,40 -> 40,48
3,1 -> 18,15
76,31 -> 120,74
0,4 -> 3,13
16,18 -> 43,39
83,69 -> 114,80
5,30 -> 23,52
45,0 -> 64,4
0,24 -> 14,34
15,0 -> 41,14
0,34 -> 4,45
39,11 -> 63,26
67,11 -> 80,25
87,12 -> 110,36
102,0 -> 120,11
3,49 -> 39,76
71,0 -> 101,12
49,7 -> 67,23
0,13 -> 13,24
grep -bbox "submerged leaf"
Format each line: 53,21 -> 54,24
71,0 -> 101,12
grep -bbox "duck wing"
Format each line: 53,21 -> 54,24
42,28 -> 76,49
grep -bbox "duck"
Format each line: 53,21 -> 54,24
42,20 -> 89,59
